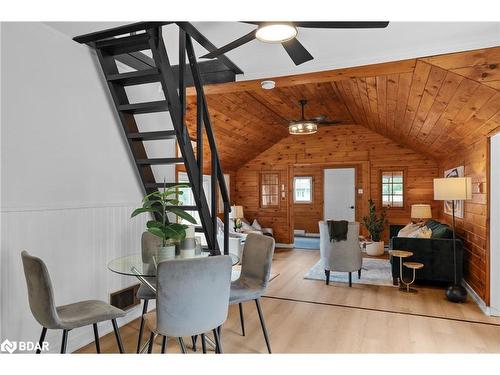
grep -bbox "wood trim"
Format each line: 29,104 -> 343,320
486,136 -> 491,305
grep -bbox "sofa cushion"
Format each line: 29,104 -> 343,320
431,224 -> 454,239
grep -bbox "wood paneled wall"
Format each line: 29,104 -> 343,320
235,125 -> 439,244
292,165 -> 324,234
438,138 -> 490,303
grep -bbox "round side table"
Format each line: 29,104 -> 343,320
389,250 -> 413,291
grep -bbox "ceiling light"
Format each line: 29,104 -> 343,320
255,24 -> 298,43
261,80 -> 276,90
289,121 -> 317,135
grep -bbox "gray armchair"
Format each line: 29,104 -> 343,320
319,221 -> 363,287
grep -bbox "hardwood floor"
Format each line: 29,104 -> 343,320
76,249 -> 500,354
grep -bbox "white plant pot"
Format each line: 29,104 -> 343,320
366,241 -> 384,256
158,245 -> 176,262
180,248 -> 196,258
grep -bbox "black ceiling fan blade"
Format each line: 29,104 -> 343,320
201,30 -> 257,59
281,38 -> 313,66
294,21 -> 389,29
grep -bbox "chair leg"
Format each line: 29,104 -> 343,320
358,269 -> 361,279
36,327 -> 47,354
111,319 -> 124,354
93,323 -> 101,354
147,332 -> 154,353
325,270 -> 330,285
212,328 -> 223,354
191,335 -> 197,352
60,330 -> 68,354
161,336 -> 167,354
136,299 -> 149,353
255,299 -> 272,354
178,337 -> 187,353
348,272 -> 352,287
200,334 -> 207,354
238,303 -> 245,336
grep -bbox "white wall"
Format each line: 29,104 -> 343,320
490,133 -> 500,316
1,22 -> 175,352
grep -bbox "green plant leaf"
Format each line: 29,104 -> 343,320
131,207 -> 160,218
166,207 -> 198,224
146,220 -> 163,229
163,223 -> 188,240
147,226 -> 166,240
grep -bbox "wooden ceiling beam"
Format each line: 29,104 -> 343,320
186,59 -> 417,96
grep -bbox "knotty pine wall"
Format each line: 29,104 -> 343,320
234,125 -> 439,244
438,138 -> 490,304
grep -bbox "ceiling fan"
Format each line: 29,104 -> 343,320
201,21 -> 389,66
288,99 -> 342,135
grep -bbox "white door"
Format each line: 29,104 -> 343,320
323,168 -> 356,221
490,133 -> 500,316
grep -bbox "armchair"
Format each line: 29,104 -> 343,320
319,221 -> 363,287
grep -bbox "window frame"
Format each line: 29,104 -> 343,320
380,168 -> 406,210
260,171 -> 280,209
293,176 -> 313,204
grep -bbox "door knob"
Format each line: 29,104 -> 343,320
350,206 -> 354,209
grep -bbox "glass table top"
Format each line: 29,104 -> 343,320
108,252 -> 240,277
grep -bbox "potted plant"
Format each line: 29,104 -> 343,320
362,199 -> 388,256
131,183 -> 197,261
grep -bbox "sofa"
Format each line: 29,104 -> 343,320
389,220 -> 463,285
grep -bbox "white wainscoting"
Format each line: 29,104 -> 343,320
1,203 -> 152,353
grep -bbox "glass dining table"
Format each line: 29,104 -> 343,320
108,251 -> 240,294
107,251 -> 240,353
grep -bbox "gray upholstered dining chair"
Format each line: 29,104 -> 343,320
230,233 -> 275,354
136,231 -> 161,353
21,250 -> 126,354
143,255 -> 232,354
319,221 -> 363,287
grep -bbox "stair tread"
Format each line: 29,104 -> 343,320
107,68 -> 160,86
96,33 -> 151,55
169,205 -> 198,210
136,157 -> 184,165
118,100 -> 169,114
127,130 -> 176,141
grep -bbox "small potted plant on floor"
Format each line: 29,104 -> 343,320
362,199 -> 388,256
131,183 -> 197,261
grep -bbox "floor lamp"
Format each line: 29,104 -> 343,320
433,177 -> 472,303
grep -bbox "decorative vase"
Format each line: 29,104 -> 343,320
366,241 -> 384,256
180,225 -> 196,258
158,245 -> 176,262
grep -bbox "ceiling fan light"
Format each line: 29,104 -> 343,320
289,122 -> 317,135
255,24 -> 298,43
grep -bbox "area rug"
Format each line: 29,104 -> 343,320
232,266 -> 279,282
294,236 -> 320,250
303,258 -> 393,287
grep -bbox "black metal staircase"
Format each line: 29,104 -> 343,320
74,23 -> 232,255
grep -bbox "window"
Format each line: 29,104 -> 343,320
260,172 -> 280,208
294,176 -> 313,203
381,170 -> 404,208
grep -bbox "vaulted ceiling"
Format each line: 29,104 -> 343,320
185,46 -> 500,171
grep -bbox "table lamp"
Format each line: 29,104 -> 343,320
433,177 -> 472,303
229,205 -> 244,232
411,204 -> 432,223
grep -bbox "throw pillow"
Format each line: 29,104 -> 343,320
431,224 -> 454,239
240,220 -> 254,232
252,219 -> 262,231
398,222 -> 421,237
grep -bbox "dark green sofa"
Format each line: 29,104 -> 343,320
389,220 -> 463,285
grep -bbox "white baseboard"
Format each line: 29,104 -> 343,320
463,281 -> 490,316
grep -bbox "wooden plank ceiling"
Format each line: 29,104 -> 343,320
185,46 -> 500,171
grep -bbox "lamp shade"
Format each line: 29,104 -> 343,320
411,204 -> 432,219
433,177 -> 472,200
229,205 -> 244,219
